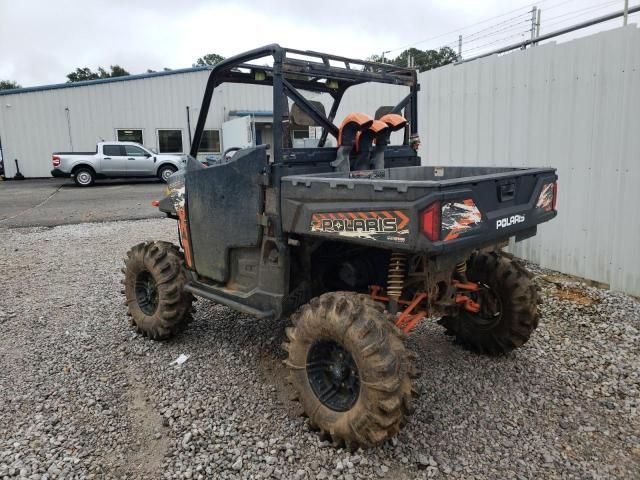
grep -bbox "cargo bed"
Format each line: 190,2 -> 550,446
281,165 -> 557,253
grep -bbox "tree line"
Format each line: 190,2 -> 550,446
0,53 -> 227,90
1,47 -> 457,91
369,46 -> 458,72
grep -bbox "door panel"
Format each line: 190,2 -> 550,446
124,145 -> 155,175
186,146 -> 267,283
101,145 -> 127,174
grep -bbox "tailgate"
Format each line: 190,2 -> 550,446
280,166 -> 557,253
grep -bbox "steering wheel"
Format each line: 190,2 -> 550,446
222,146 -> 243,162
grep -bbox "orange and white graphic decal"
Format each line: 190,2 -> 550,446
441,199 -> 482,241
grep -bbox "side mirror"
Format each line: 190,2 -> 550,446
144,153 -> 151,158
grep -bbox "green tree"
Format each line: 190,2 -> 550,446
0,80 -> 21,90
66,65 -> 130,82
108,65 -> 129,77
370,46 -> 459,72
194,53 -> 225,66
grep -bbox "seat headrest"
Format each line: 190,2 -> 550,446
338,113 -> 373,146
379,113 -> 408,131
355,120 -> 389,152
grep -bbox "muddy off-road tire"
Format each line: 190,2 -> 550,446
439,251 -> 540,355
284,292 -> 417,448
122,241 -> 193,340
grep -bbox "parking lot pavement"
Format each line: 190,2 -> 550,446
0,178 -> 166,228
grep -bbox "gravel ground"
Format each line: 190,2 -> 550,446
0,218 -> 638,479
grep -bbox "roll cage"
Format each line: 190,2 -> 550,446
189,44 -> 419,159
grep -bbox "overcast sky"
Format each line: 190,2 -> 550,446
0,0 -> 634,87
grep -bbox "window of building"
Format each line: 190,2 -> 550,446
124,145 -> 148,157
292,129 -> 309,140
103,144 -> 123,156
116,129 -> 144,144
157,129 -> 184,154
200,129 -> 221,152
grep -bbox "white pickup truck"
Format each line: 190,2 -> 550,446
51,141 -> 184,186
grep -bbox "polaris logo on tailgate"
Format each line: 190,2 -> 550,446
496,214 -> 525,229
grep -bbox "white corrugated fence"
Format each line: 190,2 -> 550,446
419,24 -> 640,295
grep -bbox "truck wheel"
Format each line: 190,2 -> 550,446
122,241 -> 193,340
158,165 -> 177,183
439,251 -> 539,355
284,292 -> 416,448
73,167 -> 95,187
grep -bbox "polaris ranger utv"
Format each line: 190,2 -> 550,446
122,45 -> 558,448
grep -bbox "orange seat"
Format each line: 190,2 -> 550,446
332,113 -> 374,172
337,113 -> 373,147
352,120 -> 389,171
379,113 -> 408,132
369,114 -> 409,169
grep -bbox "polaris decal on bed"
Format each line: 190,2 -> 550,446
310,211 -> 410,243
349,169 -> 386,179
496,214 -> 525,229
442,199 -> 482,241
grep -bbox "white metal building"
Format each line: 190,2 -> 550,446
0,67 -> 407,178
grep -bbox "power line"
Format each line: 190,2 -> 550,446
458,2 -> 640,64
461,13 -> 529,42
383,0 -> 629,62
542,0 -> 621,30
443,0 -> 624,56
408,15 -> 531,54
463,31 -> 531,55
386,4 -> 534,53
384,0 -> 580,53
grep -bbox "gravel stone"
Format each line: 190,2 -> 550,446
0,218 -> 638,479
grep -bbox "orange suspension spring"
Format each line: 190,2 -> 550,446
387,252 -> 407,300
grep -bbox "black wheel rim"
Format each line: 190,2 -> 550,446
306,340 -> 360,412
467,284 -> 502,329
135,270 -> 158,315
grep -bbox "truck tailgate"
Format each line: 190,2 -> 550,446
280,165 -> 557,253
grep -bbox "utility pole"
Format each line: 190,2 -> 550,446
381,50 -> 390,63
624,0 -> 629,25
530,6 -> 538,42
536,8 -> 542,38
458,35 -> 462,60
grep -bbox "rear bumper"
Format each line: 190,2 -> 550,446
50,168 -> 71,178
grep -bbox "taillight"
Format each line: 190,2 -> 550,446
421,201 -> 441,241
536,182 -> 557,212
52,155 -> 60,167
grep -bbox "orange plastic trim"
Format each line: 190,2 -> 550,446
177,209 -> 193,268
